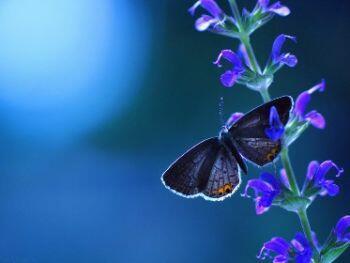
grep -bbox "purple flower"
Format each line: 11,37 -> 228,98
226,112 -> 244,127
294,80 -> 326,129
334,215 -> 350,243
305,160 -> 344,197
242,172 -> 281,215
265,106 -> 285,141
214,49 -> 245,88
258,233 -> 312,263
258,0 -> 290,16
189,0 -> 225,31
271,34 -> 298,68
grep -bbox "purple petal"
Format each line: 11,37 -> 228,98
292,232 -> 312,263
306,160 -> 319,181
294,92 -> 310,118
279,169 -> 291,190
291,235 -> 308,256
294,79 -> 326,119
321,180 -> 339,196
265,127 -> 284,142
335,215 -> 350,242
220,70 -> 240,87
195,15 -> 218,31
200,0 -> 223,17
274,255 -> 289,263
262,237 -> 290,256
280,53 -> 298,67
214,50 -> 244,87
305,111 -> 326,129
255,197 -> 271,215
269,2 -> 290,16
260,172 -> 281,192
295,252 -> 312,263
188,0 -> 223,18
214,49 -> 243,69
314,160 -> 344,183
244,176 -> 281,215
307,79 -> 326,94
265,106 -> 285,141
244,179 -> 274,197
258,0 -> 270,8
226,112 -> 244,127
272,34 -> 297,62
188,1 -> 201,16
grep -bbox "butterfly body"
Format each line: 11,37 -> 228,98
162,96 -> 293,201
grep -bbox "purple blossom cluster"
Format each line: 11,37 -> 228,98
187,0 -> 348,262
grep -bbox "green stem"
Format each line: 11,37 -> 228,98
298,209 -> 319,260
240,35 -> 262,74
229,0 -> 262,74
228,0 -> 242,26
280,147 -> 300,195
259,88 -> 271,103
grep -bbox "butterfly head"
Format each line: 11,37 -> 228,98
219,125 -> 229,140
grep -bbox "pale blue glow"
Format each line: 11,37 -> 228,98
0,0 -> 150,146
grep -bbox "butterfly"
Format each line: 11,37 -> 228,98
161,96 -> 293,201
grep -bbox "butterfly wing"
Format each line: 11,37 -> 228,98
161,137 -> 221,198
202,146 -> 241,201
229,96 -> 293,166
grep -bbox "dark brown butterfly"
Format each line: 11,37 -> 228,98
161,96 -> 293,201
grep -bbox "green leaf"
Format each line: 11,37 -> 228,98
280,196 -> 311,212
320,243 -> 350,263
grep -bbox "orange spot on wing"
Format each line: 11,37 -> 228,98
213,183 -> 233,196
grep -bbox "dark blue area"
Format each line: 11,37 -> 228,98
0,0 -> 349,262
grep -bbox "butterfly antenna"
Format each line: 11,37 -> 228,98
219,96 -> 225,128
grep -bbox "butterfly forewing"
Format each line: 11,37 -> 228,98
161,137 -> 221,197
229,96 -> 293,166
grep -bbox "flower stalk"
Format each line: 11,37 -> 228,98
187,0 -> 348,261
228,0 -> 242,27
280,147 -> 300,195
240,34 -> 262,74
298,209 -> 319,259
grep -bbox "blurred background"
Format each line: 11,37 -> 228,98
0,0 -> 348,262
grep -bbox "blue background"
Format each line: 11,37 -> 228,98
0,0 -> 349,262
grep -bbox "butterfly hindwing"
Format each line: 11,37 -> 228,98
161,137 -> 221,197
229,96 -> 293,166
202,146 -> 240,201
234,137 -> 281,166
